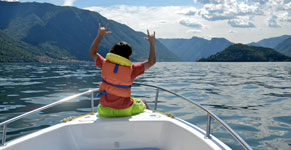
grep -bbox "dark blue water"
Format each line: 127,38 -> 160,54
0,62 -> 291,150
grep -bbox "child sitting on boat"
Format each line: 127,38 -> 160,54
89,24 -> 156,117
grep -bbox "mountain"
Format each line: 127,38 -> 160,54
0,1 -> 180,62
159,37 -> 233,61
0,29 -> 39,62
0,29 -> 75,62
275,37 -> 291,57
248,35 -> 291,49
198,44 -> 291,62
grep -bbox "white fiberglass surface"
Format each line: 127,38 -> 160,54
2,112 -> 229,150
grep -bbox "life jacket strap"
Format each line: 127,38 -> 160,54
96,91 -> 108,97
113,64 -> 119,73
101,78 -> 131,89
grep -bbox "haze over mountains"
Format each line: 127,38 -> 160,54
160,35 -> 291,61
275,37 -> 291,57
159,37 -> 233,61
0,1 -> 290,62
249,35 -> 291,49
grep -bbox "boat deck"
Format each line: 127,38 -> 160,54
1,110 -> 230,150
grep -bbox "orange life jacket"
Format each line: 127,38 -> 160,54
99,53 -> 133,98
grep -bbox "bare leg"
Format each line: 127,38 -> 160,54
141,99 -> 151,110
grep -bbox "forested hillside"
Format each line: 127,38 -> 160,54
198,44 -> 291,62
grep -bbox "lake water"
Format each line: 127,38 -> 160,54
0,62 -> 291,150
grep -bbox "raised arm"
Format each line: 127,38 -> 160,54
144,30 -> 156,70
89,24 -> 111,61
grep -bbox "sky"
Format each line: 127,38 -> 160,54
4,0 -> 291,43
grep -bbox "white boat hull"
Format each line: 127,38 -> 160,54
1,110 -> 231,150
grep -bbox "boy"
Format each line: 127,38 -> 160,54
89,24 -> 156,117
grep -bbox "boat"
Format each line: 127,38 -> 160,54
0,83 -> 252,150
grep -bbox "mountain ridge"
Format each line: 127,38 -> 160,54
248,35 -> 291,49
159,37 -> 233,61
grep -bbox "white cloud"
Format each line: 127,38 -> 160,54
194,0 -> 223,4
159,20 -> 168,24
277,12 -> 291,22
183,10 -> 197,16
228,16 -> 256,28
187,29 -> 201,33
193,0 -> 291,28
85,2 -> 291,43
268,16 -> 281,28
229,30 -> 236,33
63,0 -> 76,6
178,18 -> 203,28
85,5 -> 203,39
177,8 -> 198,16
196,0 -> 262,21
251,0 -> 269,5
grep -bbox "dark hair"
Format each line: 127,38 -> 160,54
110,41 -> 132,59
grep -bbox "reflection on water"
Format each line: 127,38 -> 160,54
0,62 -> 291,150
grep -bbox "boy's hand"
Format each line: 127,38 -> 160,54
144,29 -> 155,45
144,29 -> 156,70
89,24 -> 111,61
97,24 -> 111,39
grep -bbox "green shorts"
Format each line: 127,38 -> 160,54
97,98 -> 146,117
